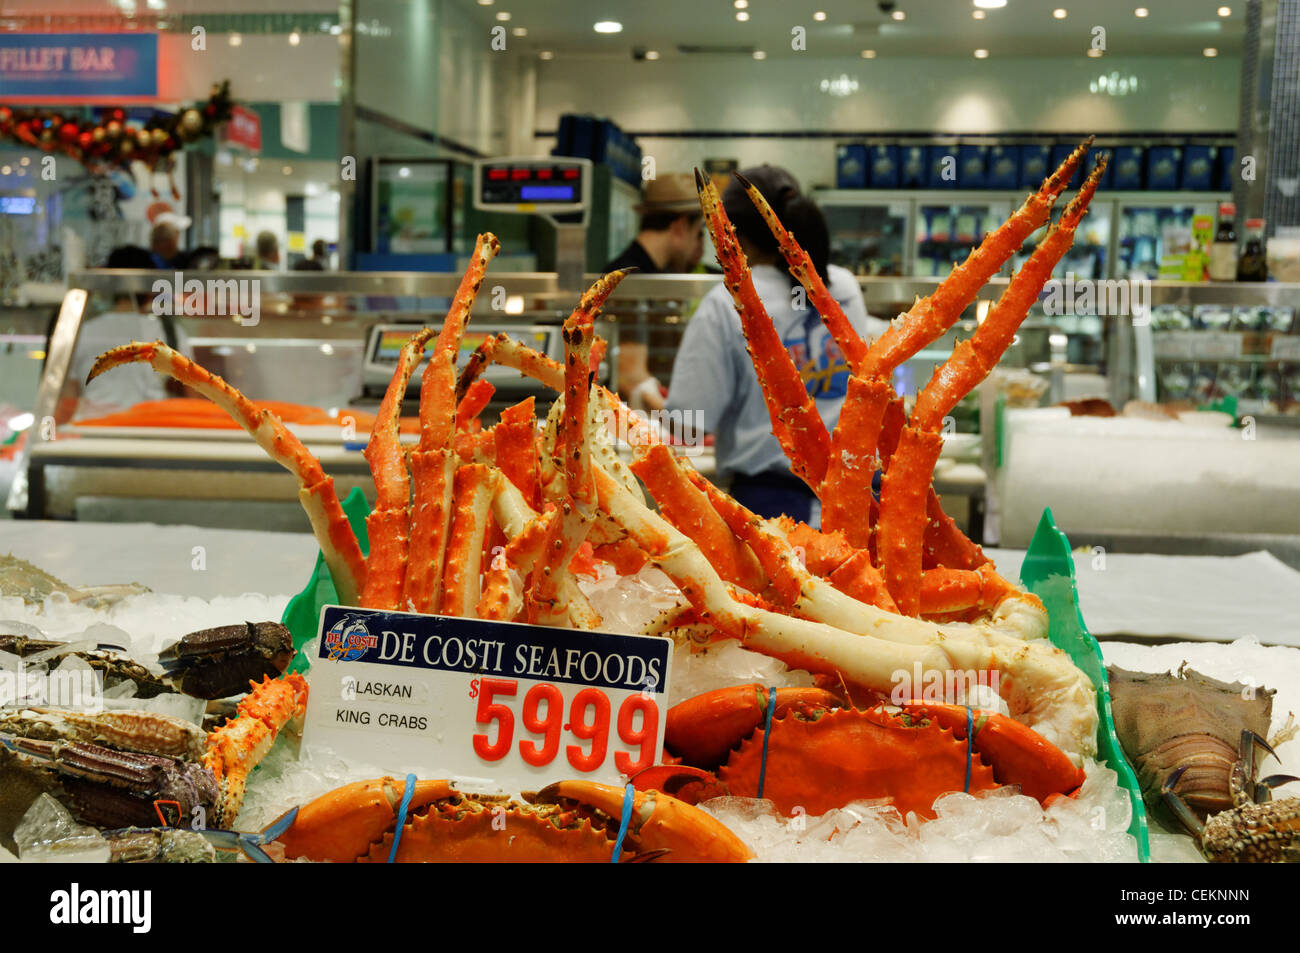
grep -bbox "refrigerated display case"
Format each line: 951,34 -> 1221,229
814,191 -> 910,276
913,197 -> 1011,279
1112,193 -> 1228,280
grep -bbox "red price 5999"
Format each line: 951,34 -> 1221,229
471,677 -> 658,775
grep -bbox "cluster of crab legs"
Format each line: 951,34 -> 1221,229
90,138 -> 1109,862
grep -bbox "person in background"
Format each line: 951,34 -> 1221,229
255,231 -> 281,270
665,165 -> 889,525
149,221 -> 181,269
604,173 -> 706,412
310,239 -> 331,268
62,245 -> 193,418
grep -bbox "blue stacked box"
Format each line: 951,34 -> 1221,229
1216,145 -> 1235,192
958,145 -> 989,188
1111,146 -> 1144,189
925,145 -> 957,188
1019,145 -> 1050,189
1181,146 -> 1215,191
900,146 -> 927,188
868,145 -> 900,188
836,144 -> 868,188
1145,146 -> 1182,190
987,145 -> 1020,189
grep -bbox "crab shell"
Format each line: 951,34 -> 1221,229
273,777 -> 753,863
646,684 -> 1085,820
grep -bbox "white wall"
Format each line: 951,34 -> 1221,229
158,33 -> 340,104
534,53 -> 1240,187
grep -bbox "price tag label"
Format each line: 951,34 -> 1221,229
301,606 -> 672,791
1271,335 -> 1300,361
1194,331 -> 1243,360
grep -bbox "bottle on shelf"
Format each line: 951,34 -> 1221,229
1237,218 -> 1268,282
1208,202 -> 1238,281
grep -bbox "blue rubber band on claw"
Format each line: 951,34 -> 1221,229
756,685 -> 777,800
387,774 -> 419,863
610,783 -> 636,863
964,706 -> 974,794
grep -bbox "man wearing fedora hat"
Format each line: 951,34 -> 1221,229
605,172 -> 705,275
605,172 -> 706,411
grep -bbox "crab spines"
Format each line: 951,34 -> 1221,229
365,326 -> 433,511
274,777 -> 455,863
664,683 -> 844,768
819,374 -> 893,547
877,427 -> 945,616
695,167 -> 832,490
735,169 -> 868,375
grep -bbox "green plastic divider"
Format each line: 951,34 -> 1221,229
1020,507 -> 1150,862
280,487 -> 371,675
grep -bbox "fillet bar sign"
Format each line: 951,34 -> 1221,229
0,33 -> 158,100
303,605 -> 672,790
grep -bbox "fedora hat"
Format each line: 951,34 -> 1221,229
635,172 -> 701,214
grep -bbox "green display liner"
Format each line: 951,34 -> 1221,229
280,491 -> 1151,862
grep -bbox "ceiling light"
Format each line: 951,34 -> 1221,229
736,10 -> 750,20
495,11 -> 511,21
861,48 -> 877,58
1217,5 -> 1230,14
644,49 -> 660,59
288,30 -> 300,45
734,0 -> 748,6
477,0 -> 493,5
398,167 -> 411,178
1134,7 -> 1148,16
282,165 -> 292,175
972,10 -> 986,19
974,48 -> 989,58
813,11 -> 827,21
1053,8 -> 1067,18
753,50 -> 766,59
1203,46 -> 1218,56
973,0 -> 1006,7
593,20 -> 622,32
512,26 -> 526,36
1087,47 -> 1103,56
891,10 -> 905,20
229,32 -> 242,46
539,50 -> 554,59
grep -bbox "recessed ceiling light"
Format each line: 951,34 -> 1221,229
1217,5 -> 1231,14
734,0 -> 748,7
1203,46 -> 1218,56
1053,8 -> 1067,18
861,48 -> 877,58
891,10 -> 905,20
1134,7 -> 1148,16
495,11 -> 511,21
512,26 -> 526,36
974,0 -> 1006,7
593,20 -> 622,32
288,29 -> 300,45
753,50 -> 766,59
974,48 -> 989,58
398,167 -> 411,178
972,10 -> 986,19
813,11 -> 827,21
477,0 -> 493,5
736,10 -> 749,20
539,50 -> 554,59
229,32 -> 241,46
645,49 -> 660,59
282,165 -> 293,175
1087,47 -> 1103,57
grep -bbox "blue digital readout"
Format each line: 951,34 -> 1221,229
520,184 -> 575,201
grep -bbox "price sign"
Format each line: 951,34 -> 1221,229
1194,331 -> 1243,360
1271,336 -> 1300,361
301,606 -> 672,791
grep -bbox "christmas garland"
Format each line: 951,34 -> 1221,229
0,81 -> 235,193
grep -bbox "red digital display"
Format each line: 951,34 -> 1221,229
536,168 -> 553,179
562,168 -> 580,180
487,168 -> 507,181
510,168 -> 531,180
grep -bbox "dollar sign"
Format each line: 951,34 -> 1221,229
468,678 -> 479,700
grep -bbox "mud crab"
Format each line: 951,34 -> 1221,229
216,775 -> 752,863
633,684 -> 1084,819
1109,664 -> 1299,862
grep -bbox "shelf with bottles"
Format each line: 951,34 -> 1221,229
1156,358 -> 1300,416
1151,302 -> 1297,363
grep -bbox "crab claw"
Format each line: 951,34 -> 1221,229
665,684 -> 844,768
1161,766 -> 1206,837
534,780 -> 754,863
275,776 -> 454,863
628,764 -> 730,804
898,700 -> 1085,803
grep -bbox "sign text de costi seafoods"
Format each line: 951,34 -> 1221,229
302,605 -> 672,790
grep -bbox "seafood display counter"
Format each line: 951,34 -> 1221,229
5,142 -> 1299,864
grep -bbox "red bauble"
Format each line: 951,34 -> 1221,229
59,121 -> 79,142
78,131 -> 93,149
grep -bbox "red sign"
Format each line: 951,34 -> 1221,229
222,105 -> 261,152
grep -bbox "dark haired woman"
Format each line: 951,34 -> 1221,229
664,166 -> 889,525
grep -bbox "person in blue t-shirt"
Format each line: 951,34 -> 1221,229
665,166 -> 889,526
